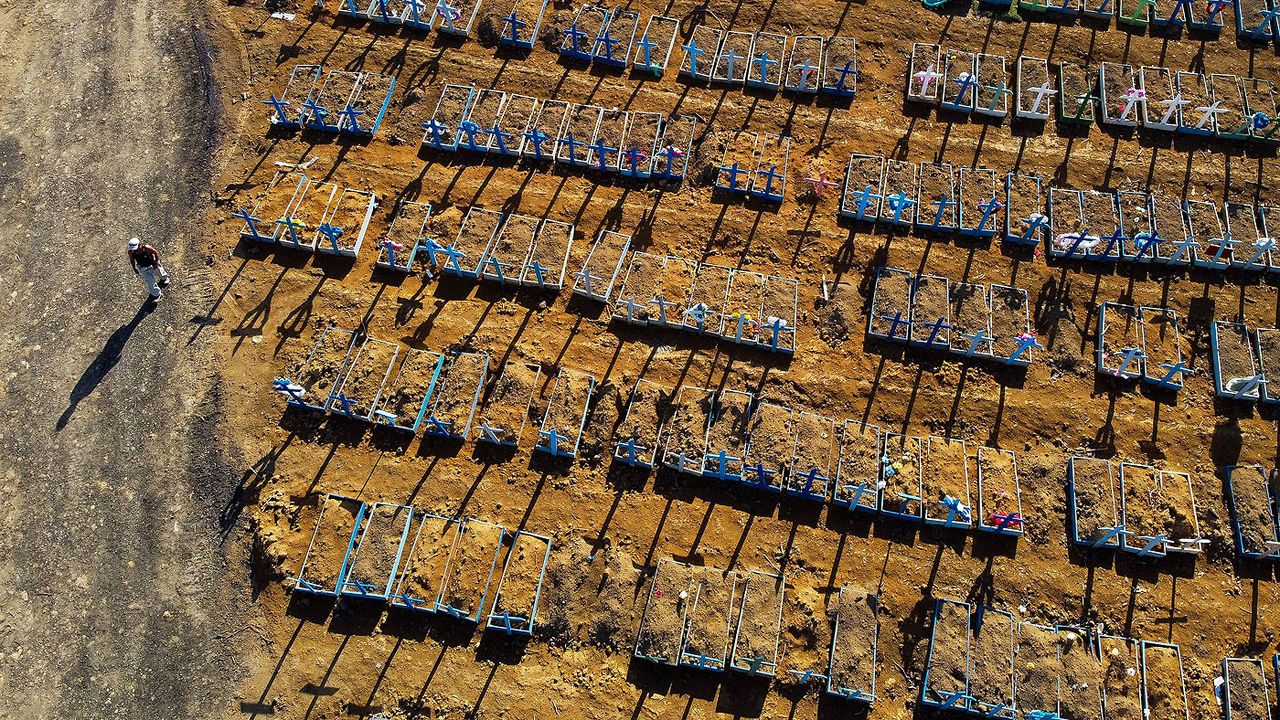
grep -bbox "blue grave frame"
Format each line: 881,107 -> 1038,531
423,84 -> 476,152
633,559 -> 693,665
746,32 -> 788,90
785,411 -> 838,502
1096,302 -> 1145,381
729,570 -> 785,678
1067,456 -> 1123,549
374,200 -> 434,273
373,348 -> 445,432
740,402 -> 793,494
988,283 -> 1036,367
833,420 -> 882,513
277,326 -> 358,412
867,266 -> 914,343
496,0 -> 548,49
970,606 -> 1017,719
291,494 -> 367,596
879,432 -> 924,521
1257,327 -> 1280,404
1139,641 -> 1191,720
1226,201 -> 1271,271
1225,465 -> 1280,560
840,153 -> 886,222
956,166 -> 1000,239
388,512 -> 460,613
976,446 -> 1025,536
784,36 -> 824,94
422,351 -> 489,439
330,336 -> 400,422
653,114 -> 696,181
701,388 -> 752,482
535,368 -> 596,459
1235,0 -> 1279,40
1186,199 -> 1231,269
1138,306 -> 1189,392
678,567 -> 735,671
338,502 -> 414,600
435,518 -> 505,622
485,530 -> 553,635
630,15 -> 680,77
920,598 -> 973,712
820,36 -> 860,98
592,9 -> 639,68
1222,658 -> 1273,720
825,588 -> 878,702
1003,173 -> 1047,246
1210,321 -> 1264,401
1014,622 -> 1062,720
922,436 -> 973,530
909,273 -> 952,350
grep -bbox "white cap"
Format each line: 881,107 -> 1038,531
128,237 -> 140,249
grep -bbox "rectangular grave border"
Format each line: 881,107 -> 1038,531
374,348 -> 447,431
338,501 -> 414,600
330,336 -> 400,421
1222,657 -> 1273,720
388,512 -> 461,613
435,517 -> 506,622
1068,456 -> 1123,549
1211,320 -> 1264,401
825,588 -> 879,702
535,368 -> 596,458
485,530 -> 553,635
921,598 -> 973,712
1139,641 -> 1191,720
729,570 -> 785,677
423,351 -> 489,439
292,494 -> 367,596
1225,464 -> 1280,560
276,326 -> 358,412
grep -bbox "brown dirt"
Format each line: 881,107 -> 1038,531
1257,328 -> 1280,396
522,218 -> 574,287
299,495 -> 362,591
685,262 -> 731,332
837,421 -> 881,509
1118,191 -> 1152,250
430,84 -> 472,146
1224,659 -> 1271,720
786,35 -> 823,91
313,70 -> 360,120
489,94 -> 537,151
1101,635 -> 1142,720
391,513 -> 458,608
431,351 -> 488,431
777,582 -> 832,680
490,531 -> 552,628
789,412 -> 837,492
1018,56 -> 1051,115
1230,465 -> 1279,555
482,213 -> 538,282
659,256 -> 698,324
908,43 -> 942,100
949,281 -> 992,354
1100,303 -> 1142,376
923,436 -> 970,523
1051,188 -> 1086,239
823,36 -> 858,92
745,402 -> 794,490
1100,62 -> 1136,124
1059,627 -> 1105,720
439,518 -> 504,616
974,54 -> 1007,114
1015,623 -> 1060,716
721,270 -> 765,341
827,587 -> 877,695
453,206 -> 503,271
1227,203 -> 1261,261
1216,321 -> 1258,390
730,571 -> 783,673
705,389 -> 751,467
616,378 -> 669,461
1212,75 -> 1249,136
1073,457 -> 1119,542
465,89 -> 506,141
558,104 -> 602,164
989,284 -> 1030,359
540,367 -> 594,444
1151,192 -> 1190,260
681,565 -> 735,667
751,134 -> 789,195
910,274 -> 950,345
925,600 -> 970,703
563,5 -> 606,53
635,559 -> 695,662
288,328 -> 354,401
942,49 -> 976,108
1142,643 -> 1187,720
918,162 -> 957,228
577,229 -> 629,299
248,170 -> 303,236
621,111 -> 662,170
345,502 -> 412,593
977,446 -> 1021,530
958,167 -> 996,233
1140,307 -> 1184,383
843,155 -> 885,217
351,72 -> 395,126
969,609 -> 1014,711
663,386 -> 714,467
1059,62 -> 1095,122
714,31 -> 753,84
380,348 -> 443,426
1120,464 -> 1194,541
590,108 -> 627,168
1186,200 -> 1225,262
1140,66 -> 1175,125
475,361 -> 541,443
287,180 -> 337,244
881,159 -> 919,222
336,337 -> 398,416
1177,72 -> 1212,128
379,200 -> 432,269
681,25 -> 721,77
871,267 -> 913,338
1004,173 -> 1042,239
522,99 -> 570,157
636,15 -> 678,70
882,433 -> 923,513
613,252 -> 664,322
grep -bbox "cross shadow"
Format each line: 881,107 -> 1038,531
56,301 -> 157,431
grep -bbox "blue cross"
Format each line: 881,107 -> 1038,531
1132,232 -> 1163,259
989,511 -> 1023,533
524,128 -> 550,159
302,98 -> 330,127
853,185 -> 880,221
441,244 -> 466,273
656,145 -> 682,176
539,428 -> 571,455
755,164 -> 785,198
793,467 -> 828,496
952,73 -> 980,104
764,316 -> 792,351
595,29 -> 620,61
502,11 -> 526,44
683,303 -> 709,332
832,62 -> 858,93
880,311 -> 908,340
424,416 -> 454,436
939,495 -> 971,526
560,132 -> 584,163
718,48 -> 742,79
719,161 -> 747,190
746,461 -> 777,489
339,104 -> 364,133
589,138 -> 618,172
458,120 -> 484,151
418,237 -> 443,265
1166,0 -> 1192,21
886,192 -> 916,224
963,329 -> 991,357
922,317 -> 953,346
928,194 -> 956,228
752,51 -> 778,83
372,0 -> 392,21
1112,346 -> 1145,377
622,146 -> 647,175
272,377 -> 306,403
1008,334 -> 1044,363
486,255 -> 508,282
704,451 -> 742,481
276,215 -> 305,246
1020,213 -> 1049,243
1255,6 -> 1280,33
261,94 -> 292,124
636,34 -> 658,72
317,223 -> 344,252
524,260 -> 547,286
616,437 -> 646,465
1065,230 -> 1092,257
975,198 -> 1002,233
381,239 -> 404,268
233,207 -> 266,240
840,481 -> 871,509
681,38 -> 704,75
1100,227 -> 1128,258
421,118 -> 449,147
1156,360 -> 1191,387
563,23 -> 589,56
405,0 -> 425,24
486,123 -> 513,154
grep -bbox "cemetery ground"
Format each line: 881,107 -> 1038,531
205,0 -> 1280,719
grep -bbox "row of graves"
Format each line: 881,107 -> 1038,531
868,268 -> 1041,367
921,599 -> 1228,720
234,169 -> 378,256
291,493 -> 553,633
906,44 -> 1280,145
634,559 -> 880,704
1066,456 -> 1207,560
421,83 -> 699,184
956,0 -> 1280,40
262,65 -> 397,137
614,380 -> 1028,535
1209,320 -> 1280,406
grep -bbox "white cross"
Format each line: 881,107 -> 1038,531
1029,81 -> 1057,116
434,0 -> 458,28
913,64 -> 941,96
1194,101 -> 1227,130
1119,87 -> 1144,121
1160,95 -> 1190,126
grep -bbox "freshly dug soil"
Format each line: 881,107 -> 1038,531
1177,72 -> 1212,129
1242,78 -> 1279,133
489,93 -> 537,152
1015,623 -> 1060,716
942,49 -> 976,108
621,111 -> 662,173
522,99 -> 570,158
1141,643 -> 1187,720
918,163 -> 957,229
1058,62 -> 1095,123
958,167 -> 997,233
1100,635 -> 1142,720
635,15 -> 678,71
822,36 -> 857,93
910,274 -> 950,345
969,609 -> 1014,712
975,53 -> 1007,114
577,229 -> 629,298
751,134 -> 789,197
1083,190 -> 1122,258
481,213 -> 538,282
440,519 -> 504,616
663,386 -> 714,467
432,351 -> 488,432
346,503 -> 412,594
655,114 -> 695,175
1224,659 -> 1271,720
1118,191 -> 1152,254
681,565 -> 735,667
522,218 -> 574,287
730,572 -> 783,673
1216,322 -> 1258,391
1185,200 -> 1226,263
720,270 -> 765,342
1004,174 -> 1042,239
786,35 -> 823,91
336,337 -> 398,417
635,559 -> 695,662
1256,328 -> 1280,398
1211,75 -> 1249,135
704,389 -> 751,465
745,402 -> 794,490
977,446 -> 1021,530
350,72 -> 394,129
789,412 -> 836,493
684,262 -> 731,332
925,600 -> 970,703
870,267 -> 913,339
1122,464 -> 1198,542
880,160 -> 919,223
1226,203 -> 1261,263
1072,457 -> 1119,542
490,531 -> 551,628
612,252 -> 664,323
1100,62 -> 1136,124
680,25 -> 721,78
949,282 -> 992,354
596,10 -> 638,64
989,284 -> 1030,360
842,155 -> 884,217
250,170 -> 304,233
837,421 -> 881,510
558,104 -> 602,164
908,43 -> 942,100
475,362 -> 540,444
1150,193 -> 1189,261
923,436 -> 970,523
464,89 -> 507,144
393,513 -> 458,607
540,368 -> 594,445
1018,56 -> 1051,116
561,5 -> 606,55
430,84 -> 473,146
1141,66 -> 1176,126
882,433 -> 923,513
288,180 -> 338,242
453,207 -> 503,271
1230,465 -> 1279,555
1140,307 -> 1184,383
828,587 -> 877,696
777,583 -> 832,680
658,256 -> 697,324
380,349 -> 443,426
616,378 -> 669,462
1059,627 -> 1105,720
312,71 -> 360,121
379,200 -> 431,270
301,495 -> 363,591
713,31 -> 752,84
1100,303 -> 1142,376
589,108 -> 627,169
759,276 -> 797,350
290,328 -> 354,400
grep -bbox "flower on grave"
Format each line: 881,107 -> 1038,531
1253,111 -> 1272,129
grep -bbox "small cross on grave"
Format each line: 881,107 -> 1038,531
540,428 -> 571,455
656,143 -> 684,176
752,51 -> 778,82
317,223 -> 344,253
374,408 -> 397,426
804,172 -> 839,199
434,0 -> 460,29
1206,0 -> 1230,20
487,123 -> 513,154
746,461 -> 777,489
622,145 -> 649,175
913,64 -> 942,97
617,437 -> 646,464
929,194 -> 956,229
681,38 -> 704,74
276,215 -> 306,246
1029,81 -> 1057,117
923,317 -> 953,346
234,208 -> 266,240
1159,94 -> 1190,126
421,118 -> 449,147
1020,212 -> 1049,243
458,120 -> 483,150
636,35 -> 659,73
756,164 -> 785,198
1207,233 -> 1236,264
487,256 -> 508,282
425,416 -> 454,436
418,237 -> 443,265
833,62 -> 859,94
988,511 -> 1024,532
272,378 -> 307,403
372,0 -> 393,22
1118,87 -> 1144,122
261,94 -> 291,123
381,239 -> 405,267
576,268 -> 602,297
1195,101 -> 1229,130
963,328 -> 991,357
730,312 -> 757,342
338,103 -> 364,132
1135,534 -> 1168,556
441,244 -> 467,273
302,98 -> 331,128
1112,346 -> 1145,378
719,161 -> 747,190
794,58 -> 817,89
705,451 -> 742,481
1168,235 -> 1199,262
1091,524 -> 1127,547
764,316 -> 792,351
479,423 -> 506,444
1072,90 -> 1099,121
563,23 -> 588,56
841,481 -> 871,509
984,81 -> 1011,113
683,303 -> 709,331
853,185 -> 881,221
524,128 -> 550,159
794,468 -> 828,496
1132,231 -> 1163,259
1256,6 -> 1280,33
1008,332 -> 1044,364
595,29 -> 621,61
654,296 -> 678,325
669,450 -> 698,474
405,0 -> 426,23
1227,372 -> 1266,399
887,192 -> 917,224
1100,227 -> 1128,257
881,311 -> 909,341
561,132 -> 584,162
1246,237 -> 1277,265
719,48 -> 742,79
618,297 -> 644,322
525,260 -> 548,286
1157,360 -> 1191,387
589,137 -> 618,172
1061,229 -> 1094,257
952,72 -> 980,105
939,495 -> 971,526
976,198 -> 1003,233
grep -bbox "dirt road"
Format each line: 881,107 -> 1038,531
0,1 -> 238,718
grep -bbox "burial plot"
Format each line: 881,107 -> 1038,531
635,559 -> 696,665
279,179 -> 337,251
474,361 -> 540,447
750,134 -> 790,202
1175,72 -> 1215,135
1140,66 -> 1178,132
703,389 -> 752,481
242,170 -> 307,243
331,336 -> 399,421
910,274 -> 951,350
443,206 -> 502,278
788,412 -> 837,500
536,367 -> 595,458
907,43 -> 943,105
612,252 -> 664,325
730,570 -> 784,677
941,49 -> 978,113
1100,62 -> 1140,128
402,0 -> 431,27
1151,193 -> 1193,265
423,351 -> 488,439
1082,190 -> 1123,261
1101,635 -> 1143,720
340,502 -> 414,600
869,267 -> 913,342
1059,626 -> 1105,720
720,270 -> 766,345
1016,623 -> 1061,718
958,167 -> 1000,239
519,99 -> 570,162
587,108 -> 627,173
743,402 -> 794,493
949,282 -> 994,359
662,386 -> 714,475
679,565 -> 736,670
389,512 -> 460,613
1140,641 -> 1190,720
654,114 -> 696,181
303,71 -> 360,132
556,104 -> 603,166
1139,307 -> 1189,390
1016,57 -> 1055,121
881,433 -> 924,520
423,84 -> 474,151
1150,0 -> 1190,28
1118,191 -> 1155,261
1222,657 -> 1273,720
375,349 -> 445,431
315,185 -> 373,256
1057,62 -> 1097,126
593,9 -> 639,68
631,15 -> 679,77
880,160 -> 919,227
989,284 -> 1035,366
375,200 -> 432,272
716,130 -> 760,195
1097,302 -> 1144,380
826,587 -> 878,702
1212,75 -> 1253,141
1069,457 -> 1122,549
1243,78 -> 1280,145
656,256 -> 698,329
1118,0 -> 1152,27
923,436 -> 972,529
1212,321 -> 1264,401
1235,0 -> 1277,41
520,218 -> 574,289
491,0 -> 548,49
431,0 -> 483,36
822,36 -> 859,97
572,229 -> 631,302
1263,207 -> 1280,272
1258,327 -> 1280,404
1120,464 -> 1203,556
614,378 -> 669,468
486,530 -> 552,634
560,5 -> 606,60
977,446 -> 1024,535
680,25 -> 723,81
1081,0 -> 1116,20
785,36 -> 823,93
479,213 -> 537,285
970,608 -> 1016,718
437,518 -> 505,621
835,421 -> 881,512
293,494 -> 365,595
1225,465 -> 1280,559
841,154 -> 885,222
1004,173 -> 1046,246
619,111 -> 661,178
712,31 -> 753,85
682,262 -> 731,335
758,275 -> 798,353
458,88 -> 506,153
974,54 -> 1009,117
746,32 -> 786,90
1185,199 -> 1229,269
1048,187 -> 1089,260
1226,202 -> 1269,271
342,72 -> 395,136
922,599 -> 972,711
264,65 -> 322,129
917,162 -> 958,233
280,327 -> 357,411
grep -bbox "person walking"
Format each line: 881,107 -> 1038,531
127,237 -> 171,300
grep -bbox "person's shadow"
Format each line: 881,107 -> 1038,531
56,301 -> 156,430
